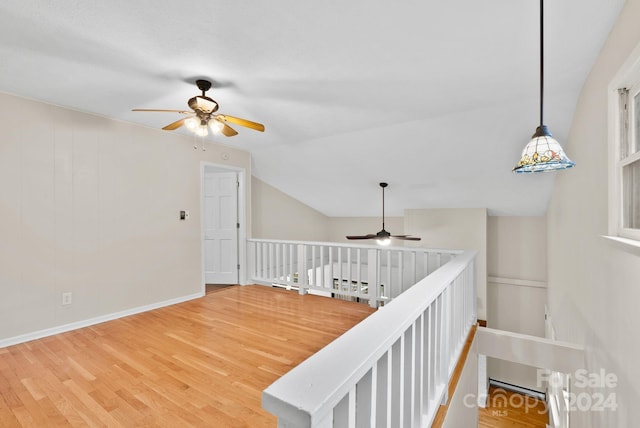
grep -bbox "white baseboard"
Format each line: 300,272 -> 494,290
0,291 -> 204,349
488,378 -> 546,401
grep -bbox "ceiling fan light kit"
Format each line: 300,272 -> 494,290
346,182 -> 421,245
513,0 -> 575,174
132,79 -> 265,140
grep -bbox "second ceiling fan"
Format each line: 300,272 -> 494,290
346,182 -> 421,245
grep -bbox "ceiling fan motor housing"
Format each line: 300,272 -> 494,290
376,230 -> 390,238
196,79 -> 212,92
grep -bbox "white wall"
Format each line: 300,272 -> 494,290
488,216 -> 547,281
404,208 -> 487,320
547,1 -> 640,426
442,340 -> 479,428
487,217 -> 547,392
0,92 -> 251,343
251,177 -> 330,241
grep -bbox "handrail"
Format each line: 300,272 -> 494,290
262,249 -> 477,427
248,238 -> 461,255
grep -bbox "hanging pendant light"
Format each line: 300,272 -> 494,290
513,0 -> 575,173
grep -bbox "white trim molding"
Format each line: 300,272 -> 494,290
0,292 -> 204,349
487,276 -> 547,289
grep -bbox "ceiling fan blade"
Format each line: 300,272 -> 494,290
221,123 -> 239,137
346,235 -> 376,240
392,236 -> 422,241
132,108 -> 192,114
162,117 -> 189,130
218,115 -> 265,132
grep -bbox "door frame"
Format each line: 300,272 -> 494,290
200,161 -> 248,294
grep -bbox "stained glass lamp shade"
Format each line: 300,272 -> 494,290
513,125 -> 575,173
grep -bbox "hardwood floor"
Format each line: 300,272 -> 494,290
0,285 -> 549,427
479,386 -> 549,427
0,285 -> 375,427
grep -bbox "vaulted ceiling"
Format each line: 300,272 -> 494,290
0,0 -> 624,216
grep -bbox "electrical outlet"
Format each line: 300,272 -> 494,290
62,292 -> 72,306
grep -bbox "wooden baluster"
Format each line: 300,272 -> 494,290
421,309 -> 430,416
275,243 -> 281,282
356,249 -> 362,299
434,296 -> 441,389
367,249 -> 378,308
387,347 -> 395,427
338,247 -> 343,294
428,304 -> 435,400
262,243 -> 268,280
399,332 -> 406,428
297,244 -> 308,295
289,244 -> 295,287
348,388 -> 356,428
347,247 -> 352,298
329,247 -> 334,293
282,244 -> 288,285
412,317 -> 421,427
311,245 -> 317,287
369,363 -> 378,427
441,289 -> 450,398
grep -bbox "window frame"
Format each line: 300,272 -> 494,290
609,42 -> 640,242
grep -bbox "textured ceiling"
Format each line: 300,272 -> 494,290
0,0 -> 624,216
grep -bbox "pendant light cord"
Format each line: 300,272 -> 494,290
381,185 -> 385,230
539,0 -> 544,127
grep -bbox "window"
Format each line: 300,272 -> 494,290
610,44 -> 640,242
620,87 -> 640,234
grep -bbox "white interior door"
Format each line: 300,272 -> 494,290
204,171 -> 238,284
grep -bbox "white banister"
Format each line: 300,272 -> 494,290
247,239 -> 461,308
262,249 -> 477,428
